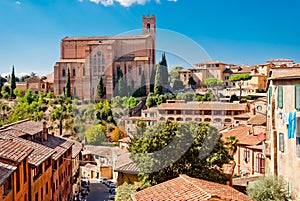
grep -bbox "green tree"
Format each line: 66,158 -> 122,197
160,53 -> 169,86
229,74 -> 252,102
97,76 -> 105,99
169,66 -> 183,84
10,66 -> 16,98
149,67 -> 156,92
129,121 -> 231,189
188,76 -> 196,89
0,76 -> 4,98
246,176 -> 294,201
173,79 -> 184,91
65,68 -> 71,98
115,183 -> 138,201
13,88 -> 24,97
154,64 -> 163,95
84,124 -> 106,145
146,93 -> 157,108
1,85 -> 10,99
225,136 -> 238,156
204,78 -> 224,101
140,71 -> 146,96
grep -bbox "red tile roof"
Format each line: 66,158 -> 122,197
247,114 -> 266,125
0,138 -> 33,163
131,174 -> 252,201
0,119 -> 44,136
115,162 -> 139,174
221,126 -> 263,146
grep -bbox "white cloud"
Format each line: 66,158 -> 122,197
15,1 -> 21,5
168,0 -> 177,2
88,0 -> 163,7
78,0 -> 83,2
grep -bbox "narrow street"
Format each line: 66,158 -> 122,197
86,179 -> 111,201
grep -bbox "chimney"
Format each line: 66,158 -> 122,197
42,121 -> 48,141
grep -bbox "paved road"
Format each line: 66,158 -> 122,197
86,180 -> 111,201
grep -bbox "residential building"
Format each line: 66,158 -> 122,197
54,15 -> 156,100
265,69 -> 300,198
0,139 -> 33,201
114,162 -> 140,186
69,139 -> 83,196
221,125 -> 266,176
131,174 -> 253,201
0,120 -> 74,201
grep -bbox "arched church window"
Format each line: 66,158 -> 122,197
102,57 -> 105,64
62,69 -> 66,77
147,23 -> 150,33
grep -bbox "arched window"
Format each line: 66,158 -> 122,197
159,117 -> 165,121
147,23 -> 150,33
204,118 -> 211,122
176,117 -> 183,121
102,57 -> 105,64
255,153 -> 265,174
195,118 -> 202,122
62,69 -> 66,77
186,118 -> 192,121
42,84 -> 45,89
244,148 -> 250,163
168,117 -> 174,121
73,69 -> 76,77
224,118 -> 232,123
214,118 -> 222,123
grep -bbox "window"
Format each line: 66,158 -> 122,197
268,86 -> 272,104
83,68 -> 85,76
255,153 -> 265,174
244,148 -> 250,163
35,192 -> 38,201
102,57 -> 105,64
257,105 -> 262,111
139,66 -> 142,75
62,69 -> 66,77
296,137 -> 300,158
98,66 -> 101,72
93,66 -> 96,73
147,23 -> 150,32
41,187 -> 43,200
74,87 -> 76,95
102,66 -> 105,72
279,133 -> 284,152
278,85 -> 283,108
295,85 -> 300,110
73,69 -> 76,77
46,182 -> 48,195
204,118 -> 211,122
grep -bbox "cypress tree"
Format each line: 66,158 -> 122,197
160,53 -> 169,86
150,67 -> 156,92
154,63 -> 163,95
140,71 -> 146,96
97,76 -> 105,99
0,76 -> 3,98
10,66 -> 16,98
65,68 -> 71,98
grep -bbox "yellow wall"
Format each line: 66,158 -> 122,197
117,172 -> 140,186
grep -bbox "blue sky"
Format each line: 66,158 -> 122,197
0,0 -> 299,76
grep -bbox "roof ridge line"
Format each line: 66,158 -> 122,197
179,175 -> 212,199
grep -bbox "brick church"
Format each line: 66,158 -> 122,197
54,15 -> 156,100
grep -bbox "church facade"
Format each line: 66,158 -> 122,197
54,15 -> 156,100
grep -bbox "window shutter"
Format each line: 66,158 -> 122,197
295,85 -> 300,110
278,86 -> 283,108
279,133 -> 284,152
268,86 -> 272,104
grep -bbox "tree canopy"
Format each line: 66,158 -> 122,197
246,176 -> 293,201
129,120 -> 231,189
229,73 -> 252,102
188,76 -> 196,88
169,66 -> 183,84
85,124 -> 106,145
10,66 -> 16,98
204,78 -> 224,101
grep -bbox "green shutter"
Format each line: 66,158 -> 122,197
295,85 -> 300,110
278,86 -> 283,108
268,86 -> 272,104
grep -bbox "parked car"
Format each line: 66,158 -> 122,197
101,178 -> 108,185
108,189 -> 116,200
81,180 -> 87,187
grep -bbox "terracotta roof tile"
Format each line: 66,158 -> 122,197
0,134 -> 55,167
131,174 -> 252,201
0,119 -> 44,136
65,138 -> 83,158
221,126 -> 263,146
40,135 -> 73,160
115,162 -> 139,174
0,138 -> 33,163
0,162 -> 16,186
